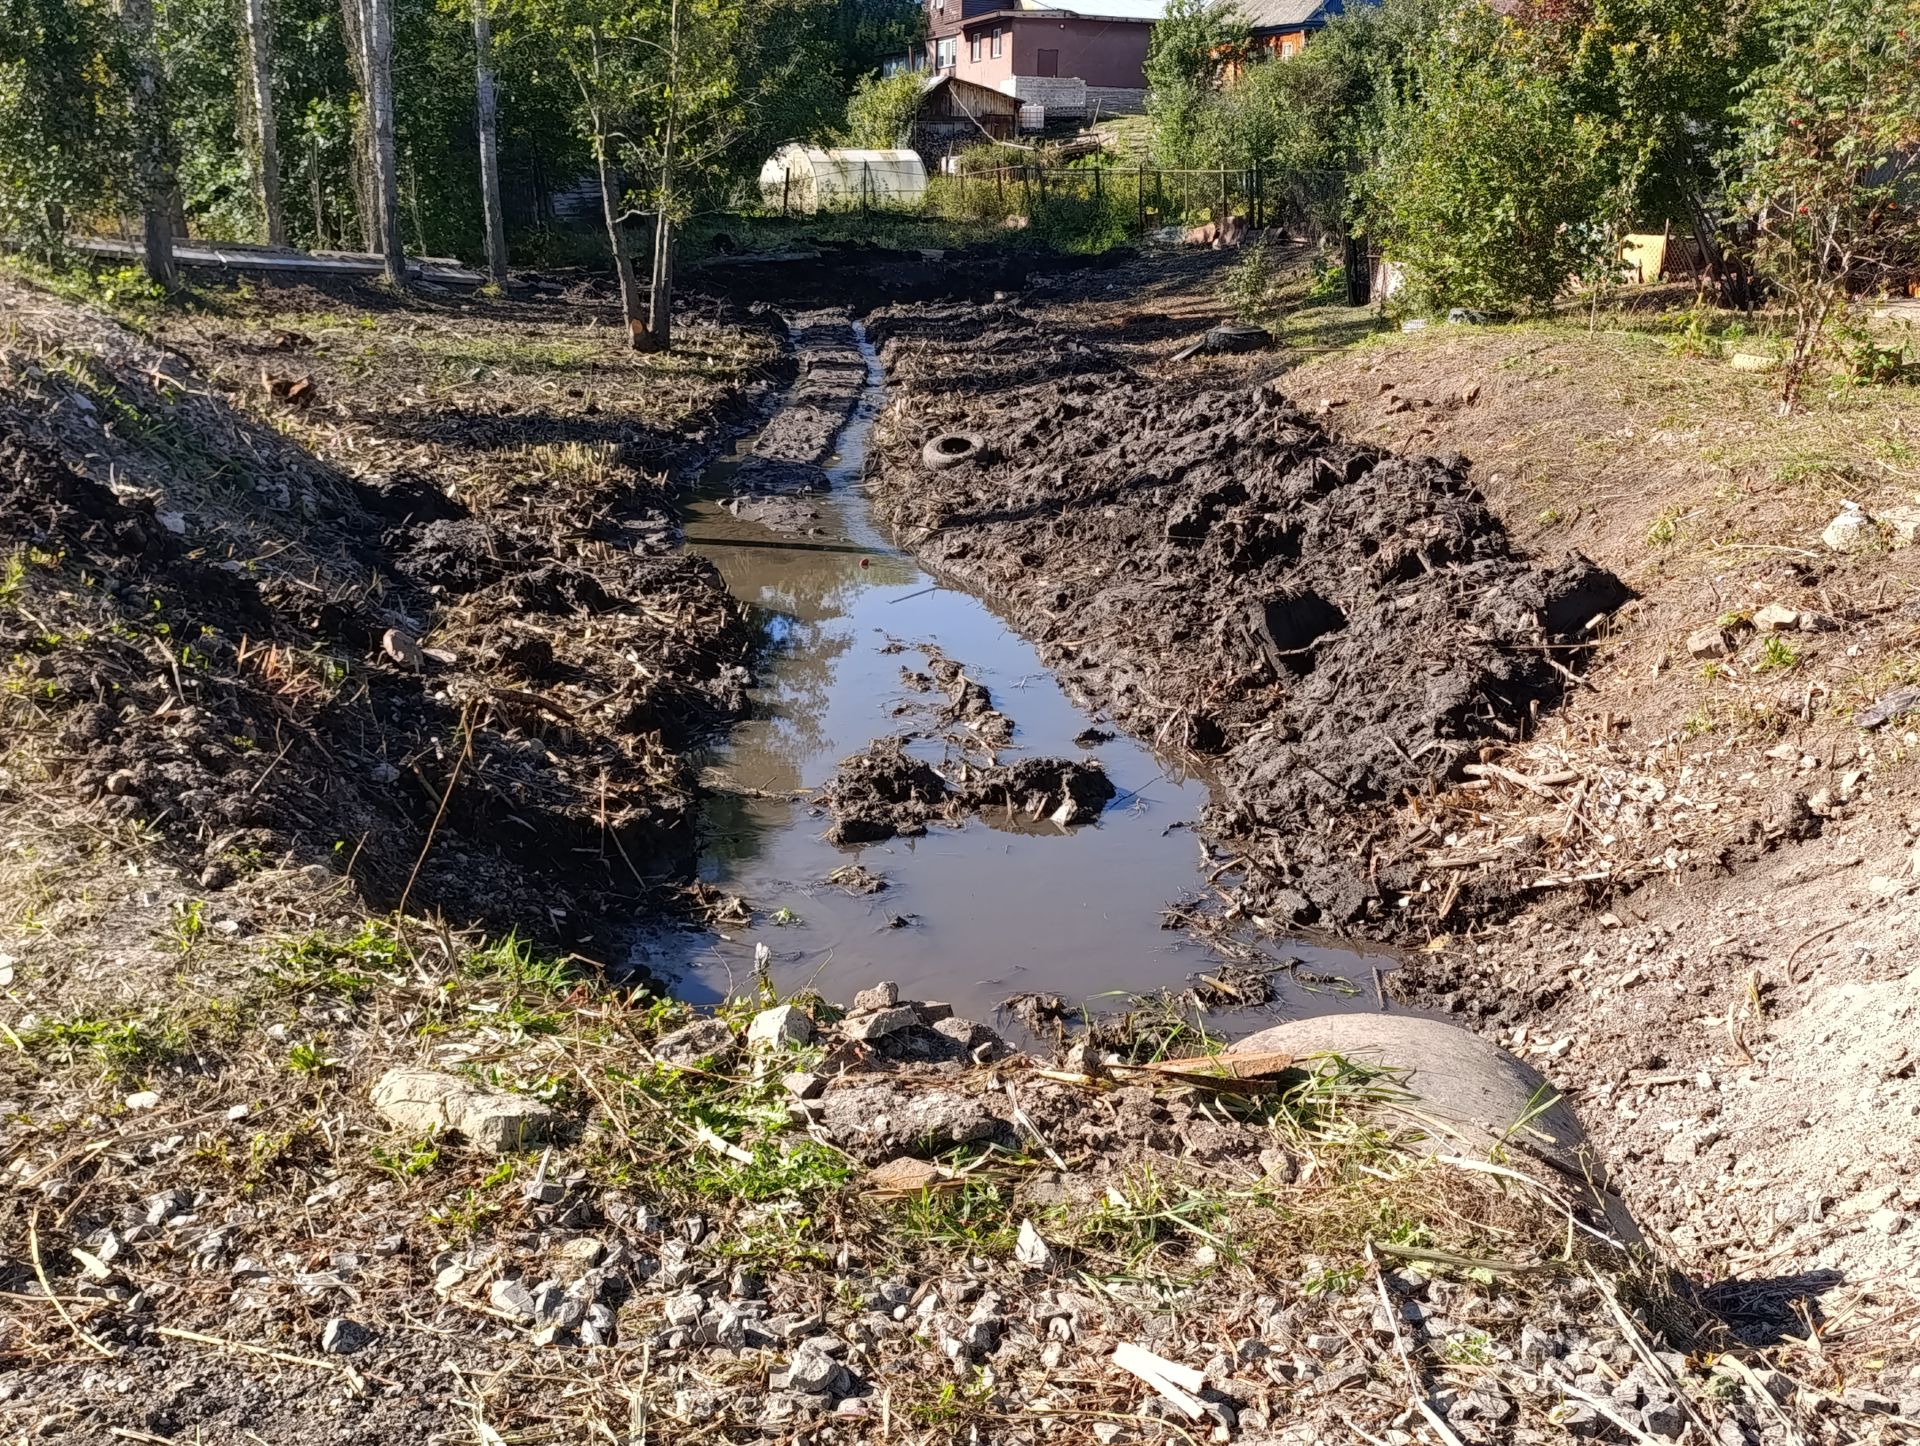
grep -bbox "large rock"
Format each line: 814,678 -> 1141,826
815,1081 -> 1012,1164
370,1068 -> 553,1153
1228,1013 -> 1639,1243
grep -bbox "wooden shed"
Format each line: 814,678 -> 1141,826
912,75 -> 1021,161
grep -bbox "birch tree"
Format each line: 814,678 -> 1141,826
123,0 -> 177,283
496,0 -> 653,345
342,0 -> 404,283
472,0 -> 509,283
627,0 -> 740,351
241,0 -> 285,243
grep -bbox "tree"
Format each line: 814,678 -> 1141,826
627,0 -> 742,351
497,0 -> 655,343
1728,0 -> 1920,408
1144,0 -> 1245,169
1361,5 -> 1612,313
841,69 -> 921,149
342,0 -> 404,283
0,0 -> 135,250
471,0 -> 508,282
124,0 -> 178,283
242,0 -> 286,242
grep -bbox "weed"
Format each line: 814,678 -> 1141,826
1645,510 -> 1680,546
1076,1166 -> 1232,1280
267,919 -> 404,998
462,931 -> 580,994
1681,704 -> 1716,739
286,1039 -> 339,1075
168,898 -> 206,952
22,1011 -> 192,1081
769,906 -> 800,927
371,1137 -> 442,1180
1302,1261 -> 1366,1296
0,551 -> 23,607
242,1128 -> 300,1193
1441,1329 -> 1496,1365
890,1179 -> 1019,1254
1756,635 -> 1800,673
903,1370 -> 997,1428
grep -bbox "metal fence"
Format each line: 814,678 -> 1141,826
758,160 -> 1347,240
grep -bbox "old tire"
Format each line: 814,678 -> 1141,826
1205,322 -> 1273,354
922,432 -> 986,471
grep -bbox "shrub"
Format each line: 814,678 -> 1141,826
1362,8 -> 1611,315
841,71 -> 924,149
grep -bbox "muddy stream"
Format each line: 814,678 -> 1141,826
643,320 -> 1395,1027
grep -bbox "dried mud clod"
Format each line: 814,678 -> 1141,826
864,302 -> 1630,934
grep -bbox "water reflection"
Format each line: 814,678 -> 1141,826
647,324 -> 1396,1026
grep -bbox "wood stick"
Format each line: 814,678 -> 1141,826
27,1210 -> 119,1358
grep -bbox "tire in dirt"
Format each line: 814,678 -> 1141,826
922,432 -> 987,470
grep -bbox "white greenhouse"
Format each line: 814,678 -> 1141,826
758,146 -> 928,215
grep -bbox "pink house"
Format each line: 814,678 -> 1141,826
909,0 -> 1164,119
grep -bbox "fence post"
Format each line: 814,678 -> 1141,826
1218,167 -> 1227,220
1182,169 -> 1189,219
862,162 -> 871,218
1037,166 -> 1046,207
1136,165 -> 1145,231
1094,166 -> 1103,205
782,168 -> 790,218
997,166 -> 1004,205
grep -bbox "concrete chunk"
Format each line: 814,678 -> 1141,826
371,1068 -> 553,1153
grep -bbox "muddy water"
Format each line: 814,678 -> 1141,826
647,323 -> 1394,1026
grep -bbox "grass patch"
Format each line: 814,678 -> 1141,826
20,1009 -> 194,1082
265,918 -> 405,998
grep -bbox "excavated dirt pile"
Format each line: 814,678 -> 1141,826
866,303 -> 1628,932
0,276 -> 767,947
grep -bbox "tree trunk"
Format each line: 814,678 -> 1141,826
123,0 -> 175,286
242,0 -> 286,245
641,0 -> 678,352
365,0 -> 405,286
595,136 -> 648,349
472,0 -> 509,286
339,0 -> 377,250
646,208 -> 672,352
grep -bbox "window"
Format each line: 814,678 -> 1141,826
969,32 -> 981,62
935,36 -> 956,69
1036,47 -> 1058,76
990,26 -> 1003,58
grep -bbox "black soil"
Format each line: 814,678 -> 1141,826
865,301 -> 1628,935
0,290 -> 781,954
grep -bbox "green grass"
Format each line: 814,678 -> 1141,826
264,919 -> 405,998
21,1010 -> 193,1082
1756,635 -> 1801,673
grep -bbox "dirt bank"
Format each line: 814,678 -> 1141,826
864,300 -> 1627,934
866,248 -> 1920,1400
2,961 -> 1839,1446
0,272 -> 783,966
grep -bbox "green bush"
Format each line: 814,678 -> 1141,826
841,71 -> 925,149
1362,9 -> 1611,314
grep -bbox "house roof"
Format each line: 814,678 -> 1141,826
1003,0 -> 1168,19
1231,0 -> 1340,32
918,73 -> 1021,106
